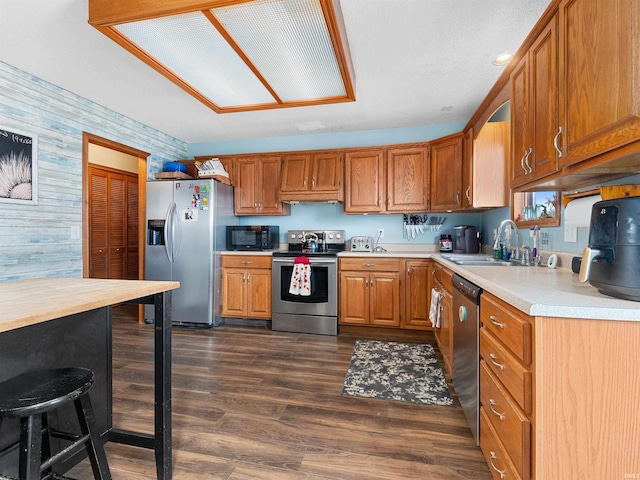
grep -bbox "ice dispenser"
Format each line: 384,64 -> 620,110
147,219 -> 165,246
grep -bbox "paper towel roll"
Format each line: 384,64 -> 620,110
564,195 -> 601,227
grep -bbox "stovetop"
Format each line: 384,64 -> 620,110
272,229 -> 346,257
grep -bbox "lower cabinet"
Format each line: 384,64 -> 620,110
401,259 -> 433,330
221,255 -> 272,319
479,291 -> 534,480
339,258 -> 400,327
432,262 -> 453,378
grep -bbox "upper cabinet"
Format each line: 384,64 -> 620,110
279,151 -> 344,202
344,145 -> 430,214
386,146 -> 430,212
557,0 -> 640,167
430,133 -> 463,211
344,149 -> 386,213
510,15 -> 560,188
234,155 -> 290,216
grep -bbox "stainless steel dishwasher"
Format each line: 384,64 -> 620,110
451,273 -> 482,445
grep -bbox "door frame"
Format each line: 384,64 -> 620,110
82,132 -> 149,282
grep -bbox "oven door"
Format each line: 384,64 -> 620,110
272,257 -> 337,317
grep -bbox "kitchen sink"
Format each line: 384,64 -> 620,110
441,254 -> 520,266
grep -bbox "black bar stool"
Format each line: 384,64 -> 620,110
0,368 -> 111,480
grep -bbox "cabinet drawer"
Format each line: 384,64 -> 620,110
481,293 -> 532,365
480,361 -> 531,479
480,328 -> 532,414
339,257 -> 400,272
480,408 -> 523,480
222,255 -> 272,269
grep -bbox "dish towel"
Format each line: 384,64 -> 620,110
429,288 -> 442,328
289,256 -> 311,296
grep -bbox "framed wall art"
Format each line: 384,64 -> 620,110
0,125 -> 38,205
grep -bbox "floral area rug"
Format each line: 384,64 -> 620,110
341,340 -> 454,406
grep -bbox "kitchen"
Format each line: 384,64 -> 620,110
2,0 -> 640,479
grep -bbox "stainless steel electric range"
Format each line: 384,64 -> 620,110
271,230 -> 345,335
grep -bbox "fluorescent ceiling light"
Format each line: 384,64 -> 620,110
89,0 -> 355,114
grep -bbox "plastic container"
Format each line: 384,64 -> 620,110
439,234 -> 453,252
163,162 -> 187,173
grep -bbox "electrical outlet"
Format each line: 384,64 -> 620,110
377,228 -> 384,238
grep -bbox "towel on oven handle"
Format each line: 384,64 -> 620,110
289,257 -> 311,296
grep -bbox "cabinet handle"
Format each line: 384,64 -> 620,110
553,125 -> 563,158
489,399 -> 506,421
520,150 -> 527,175
247,273 -> 250,284
378,197 -> 382,207
258,201 -> 262,209
98,249 -> 103,253
489,452 -> 506,479
304,178 -> 307,187
365,279 -> 369,289
242,274 -> 246,283
456,191 -> 460,204
489,316 -> 505,329
312,177 -> 316,187
465,186 -> 471,202
254,201 -> 258,208
524,147 -> 533,174
489,353 -> 505,371
407,267 -> 411,276
241,261 -> 253,265
363,263 -> 376,267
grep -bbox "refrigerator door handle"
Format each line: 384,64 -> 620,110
171,202 -> 182,260
163,202 -> 175,263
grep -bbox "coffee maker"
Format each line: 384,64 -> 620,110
579,197 -> 640,301
453,225 -> 479,254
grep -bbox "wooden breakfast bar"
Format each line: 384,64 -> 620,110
0,278 -> 179,480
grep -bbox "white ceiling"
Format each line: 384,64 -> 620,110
0,0 -> 551,145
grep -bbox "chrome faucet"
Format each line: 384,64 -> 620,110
493,219 -> 519,260
521,245 -> 532,266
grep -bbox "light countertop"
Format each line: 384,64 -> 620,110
223,246 -> 640,321
0,278 -> 180,333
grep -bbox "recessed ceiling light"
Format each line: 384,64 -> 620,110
493,53 -> 514,66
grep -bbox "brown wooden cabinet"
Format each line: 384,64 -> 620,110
344,146 -> 429,214
234,155 -> 290,216
88,166 -> 138,280
510,15 -> 559,188
432,262 -> 453,378
386,147 -> 429,212
401,259 -> 432,330
479,291 -> 533,480
430,133 -> 463,211
461,128 -> 474,209
221,255 -> 272,319
339,258 -> 400,327
344,149 -> 386,213
279,151 -> 343,202
558,0 -> 640,167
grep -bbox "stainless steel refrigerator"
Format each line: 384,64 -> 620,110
144,179 -> 237,327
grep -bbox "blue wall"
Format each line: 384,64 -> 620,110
0,62 -> 187,281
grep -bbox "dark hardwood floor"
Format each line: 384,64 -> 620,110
68,306 -> 492,479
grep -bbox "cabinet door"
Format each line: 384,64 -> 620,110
430,134 -> 463,211
234,158 -> 259,215
386,147 -> 429,212
258,155 -> 285,215
221,268 -> 247,317
280,154 -> 311,192
369,272 -> 400,327
311,152 -> 343,192
89,169 -> 109,279
344,150 -> 385,213
510,54 -> 530,188
339,271 -> 369,324
246,268 -> 272,319
559,0 -> 640,166
403,261 -> 432,329
529,16 -> 559,182
461,128 -> 474,209
439,289 -> 453,378
108,173 -> 126,279
126,176 -> 139,280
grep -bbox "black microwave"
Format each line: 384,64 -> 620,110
226,225 -> 279,251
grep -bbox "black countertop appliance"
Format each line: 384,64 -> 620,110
579,196 -> 640,301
